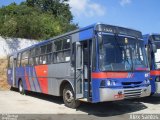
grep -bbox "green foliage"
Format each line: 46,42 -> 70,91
0,0 -> 78,40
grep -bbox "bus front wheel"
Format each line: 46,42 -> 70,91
19,80 -> 25,95
63,84 -> 80,108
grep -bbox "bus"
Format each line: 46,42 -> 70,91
7,23 -> 151,108
143,34 -> 160,95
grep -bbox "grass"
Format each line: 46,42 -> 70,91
0,59 -> 10,90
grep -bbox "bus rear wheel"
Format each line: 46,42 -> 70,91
63,84 -> 80,108
19,80 -> 25,95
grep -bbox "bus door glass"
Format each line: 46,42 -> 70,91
73,42 -> 84,99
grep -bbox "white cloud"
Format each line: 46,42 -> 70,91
120,0 -> 132,6
68,0 -> 106,17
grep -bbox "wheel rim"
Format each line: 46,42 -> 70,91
19,82 -> 23,92
65,90 -> 73,103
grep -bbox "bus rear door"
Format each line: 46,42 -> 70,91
8,56 -> 16,87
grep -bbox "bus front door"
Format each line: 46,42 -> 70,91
74,42 -> 84,99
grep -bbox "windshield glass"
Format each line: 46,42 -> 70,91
99,34 -> 149,71
154,43 -> 160,69
153,35 -> 160,41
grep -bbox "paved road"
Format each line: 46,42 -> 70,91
0,90 -> 160,120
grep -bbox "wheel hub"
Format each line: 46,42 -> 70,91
19,83 -> 23,92
65,90 -> 73,103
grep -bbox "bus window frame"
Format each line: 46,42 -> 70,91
28,36 -> 72,66
52,36 -> 72,64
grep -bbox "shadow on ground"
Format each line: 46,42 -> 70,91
128,94 -> 160,104
10,88 -> 155,117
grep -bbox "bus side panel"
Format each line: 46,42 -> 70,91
92,78 -> 101,102
48,63 -> 73,96
16,67 -> 27,90
150,76 -> 156,93
24,66 -> 41,93
32,66 -> 41,92
34,65 -> 48,94
24,66 -> 31,91
16,66 -> 48,93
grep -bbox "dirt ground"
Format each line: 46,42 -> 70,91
0,59 -> 10,90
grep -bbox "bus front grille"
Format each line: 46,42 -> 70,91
124,89 -> 142,99
122,82 -> 142,88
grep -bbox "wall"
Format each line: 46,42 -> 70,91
0,36 -> 38,58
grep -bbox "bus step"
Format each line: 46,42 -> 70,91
79,98 -> 88,102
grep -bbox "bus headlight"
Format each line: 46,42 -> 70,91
100,80 -> 116,87
112,81 -> 116,86
155,77 -> 160,82
107,80 -> 111,86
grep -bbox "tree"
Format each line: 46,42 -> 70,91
0,0 -> 78,40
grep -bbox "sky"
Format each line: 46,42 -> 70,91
0,0 -> 160,34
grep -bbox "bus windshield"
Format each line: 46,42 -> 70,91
153,37 -> 160,69
99,34 -> 149,71
152,35 -> 160,41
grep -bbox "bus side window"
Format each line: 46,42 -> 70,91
29,49 -> 35,66
39,55 -> 47,64
63,38 -> 71,62
21,51 -> 29,66
46,43 -> 52,64
54,40 -> 62,63
35,57 -> 39,65
40,45 -> 47,54
9,56 -> 13,68
54,40 -> 63,51
71,42 -> 75,67
53,37 -> 71,63
17,53 -> 21,67
64,50 -> 70,62
34,47 -> 40,65
39,44 -> 53,65
56,52 -> 64,62
29,57 -> 34,66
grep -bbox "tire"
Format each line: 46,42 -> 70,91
63,84 -> 80,108
19,80 -> 25,95
150,93 -> 154,96
10,86 -> 15,91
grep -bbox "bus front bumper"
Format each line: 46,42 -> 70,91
99,85 -> 151,102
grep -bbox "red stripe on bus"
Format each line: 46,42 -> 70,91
150,70 -> 160,76
35,65 -> 48,94
92,72 -> 129,79
25,69 -> 30,90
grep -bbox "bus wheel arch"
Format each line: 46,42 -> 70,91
60,80 -> 73,96
60,80 -> 80,108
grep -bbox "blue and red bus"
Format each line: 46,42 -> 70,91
143,34 -> 160,95
7,23 -> 151,108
